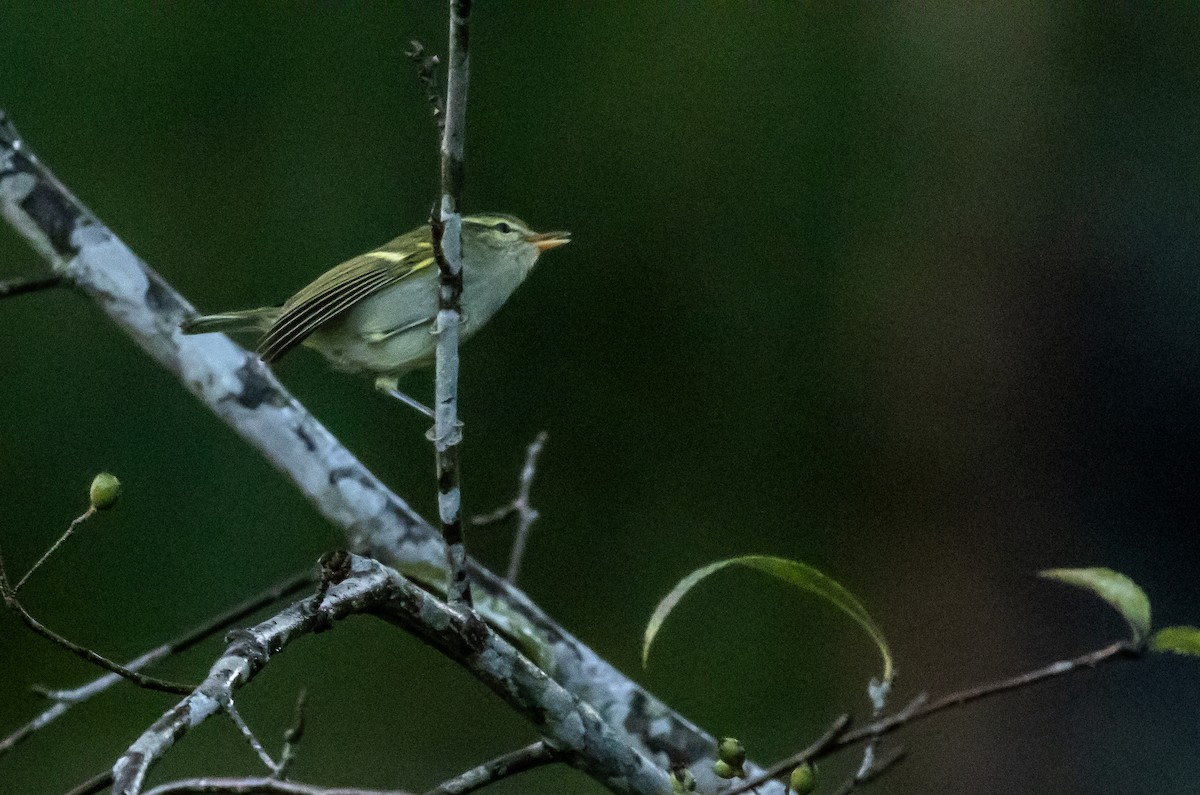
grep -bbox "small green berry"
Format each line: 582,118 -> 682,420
89,472 -> 121,511
717,736 -> 746,769
669,765 -> 696,793
789,762 -> 816,795
712,759 -> 738,779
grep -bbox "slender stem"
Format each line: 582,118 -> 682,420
0,272 -> 63,298
62,770 -> 113,795
424,740 -> 562,795
471,432 -> 548,585
276,689 -> 308,780
430,0 -> 474,608
14,506 -> 95,592
0,541 -> 193,695
834,640 -> 1137,749
726,640 -> 1137,795
2,646 -> 168,756
405,40 -> 445,131
225,698 -> 280,773
504,432 -> 546,584
830,746 -> 907,795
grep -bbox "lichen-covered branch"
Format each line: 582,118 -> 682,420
113,555 -> 669,795
429,0 -> 473,608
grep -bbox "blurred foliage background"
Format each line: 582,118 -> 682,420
1,3 -> 1198,793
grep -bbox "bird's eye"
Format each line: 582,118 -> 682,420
494,222 -> 511,234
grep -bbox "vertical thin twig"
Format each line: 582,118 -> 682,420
504,432 -> 547,583
276,689 -> 308,780
430,0 -> 474,608
471,432 -> 548,584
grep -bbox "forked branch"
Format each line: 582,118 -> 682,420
112,554 -> 668,795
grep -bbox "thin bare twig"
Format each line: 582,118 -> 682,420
277,690 -> 308,780
2,646 -> 168,757
0,271 -> 63,298
472,431 -> 548,584
424,740 -> 562,795
834,641 -> 1137,749
62,769 -> 113,795
14,506 -> 95,592
1,569 -> 314,756
0,541 -> 193,695
829,746 -> 907,795
727,641 -> 1137,795
404,40 -> 445,131
225,698 -> 280,773
429,0 -> 475,608
847,677 -> 892,795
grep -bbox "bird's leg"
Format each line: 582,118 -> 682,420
375,376 -> 434,419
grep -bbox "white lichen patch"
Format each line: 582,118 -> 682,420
186,692 -> 221,727
329,475 -> 385,520
178,338 -> 259,403
72,227 -> 147,301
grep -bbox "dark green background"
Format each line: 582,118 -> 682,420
2,3 -> 1198,793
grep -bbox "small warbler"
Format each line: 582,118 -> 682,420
182,213 -> 569,410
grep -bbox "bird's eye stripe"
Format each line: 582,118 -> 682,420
495,222 -> 511,233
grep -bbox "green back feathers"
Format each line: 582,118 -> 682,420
258,227 -> 437,363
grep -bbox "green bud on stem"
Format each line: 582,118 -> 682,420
89,472 -> 121,510
789,762 -> 816,795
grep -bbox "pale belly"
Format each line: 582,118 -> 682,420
301,261 -> 527,378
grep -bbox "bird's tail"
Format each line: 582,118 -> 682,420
181,307 -> 278,336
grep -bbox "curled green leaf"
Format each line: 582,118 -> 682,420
642,555 -> 893,681
1039,567 -> 1152,644
1150,626 -> 1200,658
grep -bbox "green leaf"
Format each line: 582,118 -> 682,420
642,555 -> 893,681
1039,567 -> 1152,644
1150,626 -> 1200,658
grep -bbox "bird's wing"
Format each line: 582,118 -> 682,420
259,231 -> 436,363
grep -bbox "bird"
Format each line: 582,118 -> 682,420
181,213 -> 569,414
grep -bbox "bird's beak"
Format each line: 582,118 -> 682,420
526,230 -> 571,252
